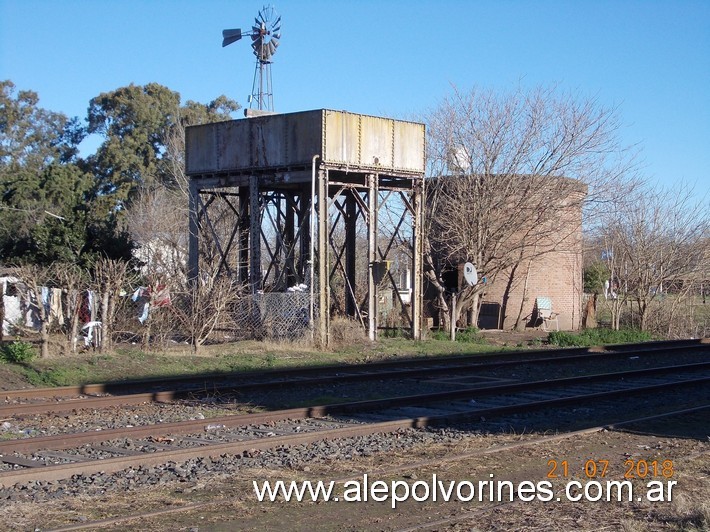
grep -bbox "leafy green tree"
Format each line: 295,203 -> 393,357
1,163 -> 89,262
0,80 -> 132,266
87,83 -> 180,199
2,80 -> 238,267
0,80 -> 81,171
1,80 -> 91,264
584,260 -> 610,294
86,83 -> 239,203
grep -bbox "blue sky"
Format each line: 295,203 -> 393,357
1,0 -> 708,196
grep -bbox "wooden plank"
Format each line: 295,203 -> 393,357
97,446 -> 146,457
35,451 -> 85,462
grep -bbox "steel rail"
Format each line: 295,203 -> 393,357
3,340 -> 708,418
4,338 -> 707,401
330,403 -> 710,484
0,363 -> 708,487
1,360 -> 709,455
43,404 -> 710,532
0,375 -> 707,488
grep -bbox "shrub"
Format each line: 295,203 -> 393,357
548,328 -> 654,347
456,327 -> 484,343
330,317 -> 367,345
1,341 -> 37,363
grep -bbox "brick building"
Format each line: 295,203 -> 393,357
426,176 -> 586,331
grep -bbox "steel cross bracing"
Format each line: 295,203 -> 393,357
325,183 -> 418,335
191,185 -> 311,290
317,170 -> 422,343
188,170 -> 423,345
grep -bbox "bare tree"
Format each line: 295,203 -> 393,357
598,183 -> 709,332
12,263 -> 54,357
54,262 -> 89,354
92,258 -> 133,352
168,272 -> 241,355
128,188 -> 188,281
424,85 -> 639,329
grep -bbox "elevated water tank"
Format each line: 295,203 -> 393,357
186,109 -> 425,180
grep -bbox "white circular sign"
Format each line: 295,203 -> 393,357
463,262 -> 478,286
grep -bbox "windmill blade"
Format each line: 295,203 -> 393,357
266,40 -> 276,58
221,28 -> 242,47
271,37 -> 280,49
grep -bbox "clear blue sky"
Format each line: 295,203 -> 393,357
1,0 -> 708,196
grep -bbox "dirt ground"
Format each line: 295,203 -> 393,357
477,329 -> 550,347
2,417 -> 707,531
0,364 -> 33,392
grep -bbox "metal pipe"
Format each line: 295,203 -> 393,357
310,155 -> 319,339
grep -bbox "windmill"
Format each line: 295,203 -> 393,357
222,5 -> 281,113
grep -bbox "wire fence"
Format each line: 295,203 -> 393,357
229,291 -> 313,341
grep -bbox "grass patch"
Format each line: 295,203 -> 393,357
1,333 -> 511,389
547,328 -> 654,347
1,325 -> 661,390
21,365 -> 91,387
430,327 -> 486,344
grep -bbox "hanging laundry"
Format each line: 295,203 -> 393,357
82,321 -> 102,348
152,284 -> 171,307
50,287 -> 64,327
132,286 -> 150,324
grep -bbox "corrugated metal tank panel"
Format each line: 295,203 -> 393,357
185,123 -> 218,174
186,109 -> 424,175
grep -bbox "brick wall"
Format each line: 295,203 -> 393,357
478,192 -> 584,330
425,175 -> 586,331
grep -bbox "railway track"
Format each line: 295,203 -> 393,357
3,338 -> 708,417
37,405 -> 710,532
1,358 -> 708,488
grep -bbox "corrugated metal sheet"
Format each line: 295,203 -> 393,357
186,109 -> 425,176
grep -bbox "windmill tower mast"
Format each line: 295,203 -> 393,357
222,5 -> 281,113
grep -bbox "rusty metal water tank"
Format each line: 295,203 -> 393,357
185,109 -> 425,181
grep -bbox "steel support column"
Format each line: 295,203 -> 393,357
238,186 -> 249,285
187,181 -> 200,281
317,169 -> 330,346
249,176 -> 262,293
368,173 -> 379,342
345,190 -> 358,317
412,181 -> 424,340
